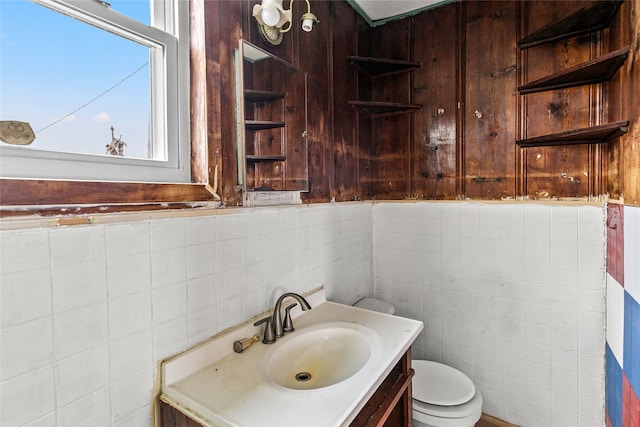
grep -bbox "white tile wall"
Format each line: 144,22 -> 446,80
0,203 -> 373,426
0,201 -> 607,427
373,201 -> 606,427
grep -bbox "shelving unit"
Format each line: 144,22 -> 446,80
243,91 -> 287,167
347,101 -> 422,116
347,56 -> 421,78
518,46 -> 629,94
246,155 -> 287,162
244,89 -> 284,102
244,120 -> 286,131
347,56 -> 422,117
516,121 -> 629,148
236,40 -> 308,196
517,0 -> 628,149
517,0 -> 623,48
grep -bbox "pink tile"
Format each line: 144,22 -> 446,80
623,373 -> 640,427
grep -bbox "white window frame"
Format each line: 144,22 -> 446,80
0,0 -> 191,183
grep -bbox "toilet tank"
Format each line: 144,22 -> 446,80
354,297 -> 395,315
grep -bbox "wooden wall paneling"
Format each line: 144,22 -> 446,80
208,0 -> 243,205
283,64 -> 308,191
463,1 -> 517,199
456,2 -> 466,199
243,60 -> 257,190
411,3 -> 459,199
516,0 -> 526,198
622,0 -> 640,205
367,20 -> 413,199
519,1 -> 604,200
278,0 -> 308,194
300,1 -> 336,202
190,0 -> 208,184
608,0 -> 640,205
332,1 -> 362,202
356,18 -> 374,199
358,114 -> 374,199
606,0 -> 625,201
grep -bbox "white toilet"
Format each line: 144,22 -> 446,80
354,297 -> 483,427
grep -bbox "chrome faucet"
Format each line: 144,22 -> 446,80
255,292 -> 312,344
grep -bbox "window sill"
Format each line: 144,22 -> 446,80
0,179 -> 220,217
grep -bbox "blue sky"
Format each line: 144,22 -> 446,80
0,0 -> 152,158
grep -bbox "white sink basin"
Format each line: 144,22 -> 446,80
161,289 -> 424,426
261,322 -> 375,390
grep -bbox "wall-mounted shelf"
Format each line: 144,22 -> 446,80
244,89 -> 284,102
244,120 -> 286,130
516,121 -> 628,148
348,101 -> 422,117
236,40 -> 308,195
517,0 -> 623,48
517,0 -> 627,153
347,56 -> 421,78
518,46 -> 629,94
246,155 -> 287,162
348,56 -> 422,116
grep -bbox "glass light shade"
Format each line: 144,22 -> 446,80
261,6 -> 280,27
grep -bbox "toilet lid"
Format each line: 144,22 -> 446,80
412,360 -> 476,406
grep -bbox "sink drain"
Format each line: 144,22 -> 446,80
295,372 -> 312,382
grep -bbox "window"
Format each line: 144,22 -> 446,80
0,0 -> 190,183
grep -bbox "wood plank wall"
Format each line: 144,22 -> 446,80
204,0 -> 639,206
608,0 -> 640,205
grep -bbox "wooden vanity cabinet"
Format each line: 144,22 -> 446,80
158,349 -> 415,427
349,349 -> 414,427
159,401 -> 204,427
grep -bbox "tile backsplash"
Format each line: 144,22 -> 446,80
1,201 -> 608,427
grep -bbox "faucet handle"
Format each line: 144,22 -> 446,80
233,335 -> 260,353
254,316 -> 275,344
282,303 -> 298,333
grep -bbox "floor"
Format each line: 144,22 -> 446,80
476,420 -> 500,427
476,414 -> 519,427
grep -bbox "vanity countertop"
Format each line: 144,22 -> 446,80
160,288 -> 423,427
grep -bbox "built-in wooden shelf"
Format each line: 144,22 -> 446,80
347,56 -> 421,78
244,89 -> 284,102
246,155 -> 286,162
348,56 -> 422,116
516,121 -> 628,148
348,100 -> 422,117
518,0 -> 624,49
245,120 -> 285,130
518,46 -> 629,94
517,1 -> 626,150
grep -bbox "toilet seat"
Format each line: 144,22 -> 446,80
413,390 -> 483,419
412,360 -> 475,406
411,360 -> 483,420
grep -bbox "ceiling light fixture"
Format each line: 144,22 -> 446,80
252,0 -> 318,45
